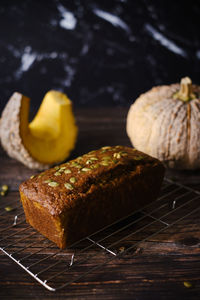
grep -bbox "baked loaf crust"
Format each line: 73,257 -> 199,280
19,146 -> 165,249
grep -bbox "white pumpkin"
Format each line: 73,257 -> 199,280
126,77 -> 200,169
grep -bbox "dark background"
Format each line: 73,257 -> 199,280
0,0 -> 200,114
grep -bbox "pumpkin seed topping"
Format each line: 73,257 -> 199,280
120,151 -> 128,156
89,150 -> 95,154
54,166 -> 60,170
81,167 -> 91,172
101,149 -> 107,153
113,159 -> 118,164
54,171 -> 61,176
113,153 -> 121,159
102,146 -> 111,150
48,181 -> 59,187
30,175 -> 35,179
70,177 -> 76,183
134,156 -> 144,160
100,161 -> 110,166
91,164 -> 100,169
44,179 -> 52,183
75,164 -> 82,169
86,159 -> 93,165
76,156 -> 82,160
102,156 -> 111,160
60,166 -> 66,170
90,157 -> 98,161
64,169 -> 72,174
5,206 -> 14,212
64,183 -> 74,190
71,162 -> 82,168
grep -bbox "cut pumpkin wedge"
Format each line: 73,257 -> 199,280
0,91 -> 78,169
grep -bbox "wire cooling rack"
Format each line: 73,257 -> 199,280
0,178 -> 200,291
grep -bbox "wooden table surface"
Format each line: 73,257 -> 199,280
0,107 -> 200,300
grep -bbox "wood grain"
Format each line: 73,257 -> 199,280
0,107 -> 200,300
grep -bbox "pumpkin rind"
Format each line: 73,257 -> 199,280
127,83 -> 200,169
0,92 -> 50,170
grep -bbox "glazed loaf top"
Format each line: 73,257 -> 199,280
19,146 -> 164,216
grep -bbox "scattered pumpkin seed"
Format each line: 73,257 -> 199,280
44,179 -> 52,183
54,166 -> 60,170
70,177 -> 76,183
1,191 -> 5,196
54,172 -> 61,176
48,181 -> 59,187
119,246 -> 125,253
64,183 -> 74,190
30,175 -> 35,179
100,161 -> 110,166
5,206 -> 14,212
102,146 -> 110,150
81,167 -> 91,172
113,153 -> 121,159
184,281 -> 192,288
64,169 -> 72,174
2,185 -> 8,192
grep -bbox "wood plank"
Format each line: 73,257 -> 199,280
0,107 -> 200,299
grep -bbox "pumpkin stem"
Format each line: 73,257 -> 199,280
174,77 -> 196,102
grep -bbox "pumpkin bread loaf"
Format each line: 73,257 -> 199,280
19,146 -> 165,249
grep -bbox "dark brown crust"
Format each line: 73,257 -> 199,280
19,146 -> 165,248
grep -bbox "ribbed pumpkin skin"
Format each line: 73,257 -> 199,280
127,84 -> 200,169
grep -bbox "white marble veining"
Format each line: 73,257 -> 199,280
57,3 -> 77,30
0,0 -> 199,111
196,50 -> 200,59
60,65 -> 76,88
15,46 -> 36,79
93,8 -> 131,34
20,46 -> 36,72
145,23 -> 187,58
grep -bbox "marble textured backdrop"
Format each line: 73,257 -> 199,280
0,0 -> 200,113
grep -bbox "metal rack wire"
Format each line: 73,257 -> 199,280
0,178 -> 200,292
